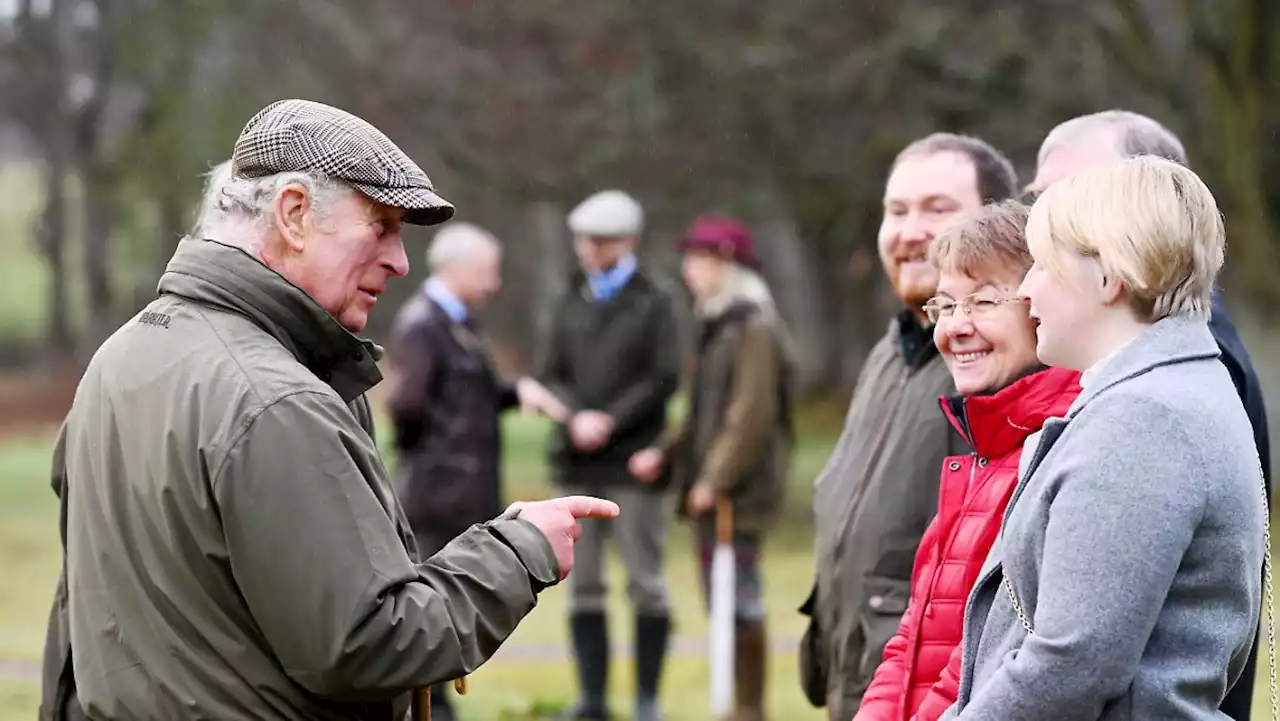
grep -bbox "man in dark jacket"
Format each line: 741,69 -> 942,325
1025,109 -> 1272,720
38,98 -> 618,721
387,221 -> 568,721
537,189 -> 681,721
803,134 -> 1018,721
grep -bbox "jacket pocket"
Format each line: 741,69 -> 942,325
855,575 -> 911,689
797,583 -> 827,708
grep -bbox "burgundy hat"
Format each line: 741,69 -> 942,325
677,215 -> 761,270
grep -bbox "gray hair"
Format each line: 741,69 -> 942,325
1038,110 -> 1188,168
426,222 -> 501,272
190,159 -> 355,251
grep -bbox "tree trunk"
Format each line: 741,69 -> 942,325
80,161 -> 116,352
39,153 -> 74,356
529,199 -> 570,375
756,214 -> 830,395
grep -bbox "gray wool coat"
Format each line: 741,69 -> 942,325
943,314 -> 1266,720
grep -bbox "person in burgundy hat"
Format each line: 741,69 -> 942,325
630,216 -> 795,721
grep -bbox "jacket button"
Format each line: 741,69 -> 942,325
869,595 -> 884,609
978,457 -> 989,467
352,350 -> 364,361
947,460 -> 962,472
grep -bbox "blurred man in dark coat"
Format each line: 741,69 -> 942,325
387,221 -> 568,721
538,190 -> 682,721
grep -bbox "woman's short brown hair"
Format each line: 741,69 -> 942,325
930,200 -> 1032,281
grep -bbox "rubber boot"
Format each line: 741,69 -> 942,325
732,619 -> 767,721
634,614 -> 671,721
565,611 -> 610,720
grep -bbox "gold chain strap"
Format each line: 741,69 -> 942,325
1002,572 -> 1033,634
1259,463 -> 1276,721
1000,464 -> 1275,719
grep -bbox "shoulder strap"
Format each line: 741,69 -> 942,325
1259,459 -> 1276,718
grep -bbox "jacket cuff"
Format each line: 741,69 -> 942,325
486,517 -> 560,592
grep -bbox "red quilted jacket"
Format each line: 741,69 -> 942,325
854,366 -> 1081,721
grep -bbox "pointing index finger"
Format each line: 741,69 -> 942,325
558,496 -> 621,519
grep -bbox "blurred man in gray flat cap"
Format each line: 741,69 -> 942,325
38,98 -> 618,721
536,189 -> 681,721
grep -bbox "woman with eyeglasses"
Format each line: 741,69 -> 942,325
856,200 -> 1082,721
941,156 -> 1265,720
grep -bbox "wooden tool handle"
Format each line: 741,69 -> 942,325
422,676 -> 468,720
715,497 -> 733,544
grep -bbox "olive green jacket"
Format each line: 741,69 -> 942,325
40,238 -> 558,721
663,299 -> 793,532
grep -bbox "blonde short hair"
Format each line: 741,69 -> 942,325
1025,155 -> 1224,321
930,200 -> 1032,282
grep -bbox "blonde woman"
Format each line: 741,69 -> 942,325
630,216 -> 794,721
943,156 -> 1265,720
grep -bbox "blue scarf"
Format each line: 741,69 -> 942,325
587,253 -> 637,302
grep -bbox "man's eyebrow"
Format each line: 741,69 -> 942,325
885,192 -> 959,205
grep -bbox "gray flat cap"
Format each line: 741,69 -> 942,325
232,99 -> 455,226
567,190 -> 643,237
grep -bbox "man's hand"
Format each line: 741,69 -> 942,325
505,496 -> 621,580
569,411 -> 614,452
685,482 -> 716,517
515,378 -> 570,423
628,447 -> 666,484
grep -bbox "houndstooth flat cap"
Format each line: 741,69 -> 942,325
231,99 -> 455,226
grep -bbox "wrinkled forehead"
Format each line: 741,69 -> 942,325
883,150 -> 982,206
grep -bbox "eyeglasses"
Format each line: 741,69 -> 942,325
922,294 -> 1027,324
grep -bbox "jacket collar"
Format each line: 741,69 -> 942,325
894,309 -> 939,369
1066,314 -> 1219,419
156,237 -> 383,403
941,366 -> 1082,459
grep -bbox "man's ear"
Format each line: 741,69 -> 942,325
274,183 -> 311,253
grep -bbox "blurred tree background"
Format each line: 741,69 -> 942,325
0,0 -> 1276,395
0,2 -> 1279,717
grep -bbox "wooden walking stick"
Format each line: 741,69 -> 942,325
708,497 -> 735,716
421,677 -> 469,721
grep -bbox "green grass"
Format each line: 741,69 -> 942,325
2,402 -> 1276,720
0,404 -> 837,721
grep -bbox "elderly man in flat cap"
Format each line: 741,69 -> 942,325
38,99 -> 618,721
536,190 -> 681,721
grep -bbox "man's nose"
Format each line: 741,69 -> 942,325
898,212 -> 931,243
383,235 -> 410,277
